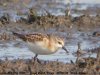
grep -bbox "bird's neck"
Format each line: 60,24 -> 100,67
47,38 -> 58,52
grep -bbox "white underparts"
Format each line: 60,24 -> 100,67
27,42 -> 57,55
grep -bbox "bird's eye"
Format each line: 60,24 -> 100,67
58,41 -> 62,44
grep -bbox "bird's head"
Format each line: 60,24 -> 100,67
54,37 -> 69,53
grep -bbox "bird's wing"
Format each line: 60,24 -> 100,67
25,33 -> 48,42
13,32 -> 48,42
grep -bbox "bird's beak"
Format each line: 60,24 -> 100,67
62,46 -> 69,53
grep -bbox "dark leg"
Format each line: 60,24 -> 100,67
34,54 -> 38,61
34,54 -> 41,64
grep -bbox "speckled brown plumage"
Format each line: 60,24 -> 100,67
25,33 -> 49,42
12,32 -> 49,42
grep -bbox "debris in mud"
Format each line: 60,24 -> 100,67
0,32 -> 15,41
0,58 -> 99,75
0,13 -> 10,25
93,31 -> 100,37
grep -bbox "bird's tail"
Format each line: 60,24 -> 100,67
12,32 -> 26,41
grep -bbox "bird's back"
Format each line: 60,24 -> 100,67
12,32 -> 48,42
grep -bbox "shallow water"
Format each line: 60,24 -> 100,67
0,31 -> 99,63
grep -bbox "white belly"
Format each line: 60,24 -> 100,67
27,42 -> 56,55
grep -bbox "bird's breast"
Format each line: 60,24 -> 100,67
27,42 -> 57,55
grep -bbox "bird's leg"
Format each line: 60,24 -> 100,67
34,54 -> 41,64
34,54 -> 38,61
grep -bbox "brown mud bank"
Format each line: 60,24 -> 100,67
0,57 -> 99,75
0,13 -> 100,33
